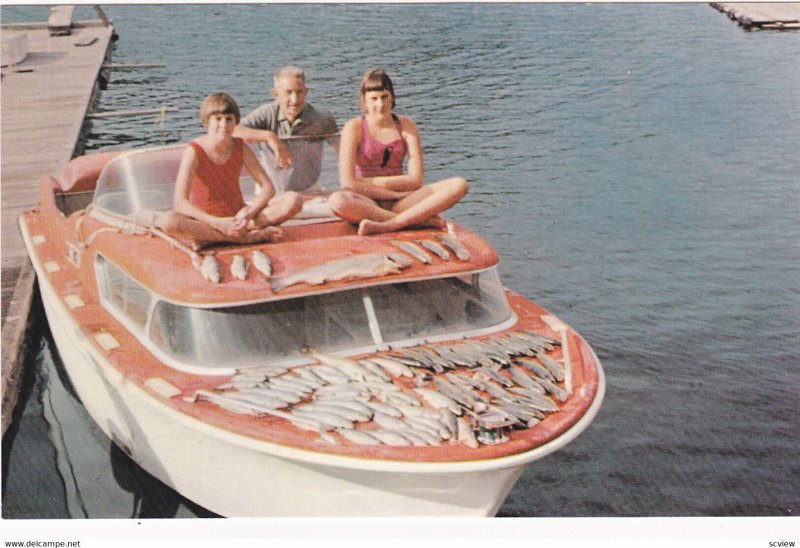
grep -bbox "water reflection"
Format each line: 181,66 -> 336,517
2,301 -> 216,519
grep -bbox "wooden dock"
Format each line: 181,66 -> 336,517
1,12 -> 116,433
711,2 -> 800,29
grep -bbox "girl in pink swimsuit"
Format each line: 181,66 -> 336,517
329,69 -> 468,236
157,93 -> 302,249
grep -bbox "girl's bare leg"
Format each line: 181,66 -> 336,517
156,211 -> 281,250
328,190 -> 395,225
358,177 -> 468,236
255,191 -> 303,227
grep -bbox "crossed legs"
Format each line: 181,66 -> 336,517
153,191 -> 302,250
328,177 -> 468,235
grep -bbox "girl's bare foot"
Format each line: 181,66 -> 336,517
358,219 -> 394,236
410,215 -> 447,230
244,226 -> 283,244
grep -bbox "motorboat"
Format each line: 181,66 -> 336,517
18,139 -> 605,516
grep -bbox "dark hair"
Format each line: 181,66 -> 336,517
359,68 -> 396,110
200,92 -> 241,126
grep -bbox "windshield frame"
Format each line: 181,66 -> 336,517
97,258 -> 516,375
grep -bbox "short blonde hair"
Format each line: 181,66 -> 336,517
200,92 -> 240,126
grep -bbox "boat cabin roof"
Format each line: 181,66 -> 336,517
77,145 -> 499,306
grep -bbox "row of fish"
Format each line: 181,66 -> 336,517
193,227 -> 471,285
187,330 -> 569,448
194,249 -> 272,284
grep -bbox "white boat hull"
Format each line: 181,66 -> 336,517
24,218 -> 605,517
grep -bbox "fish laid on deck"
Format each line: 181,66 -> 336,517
270,252 -> 413,292
251,249 -> 272,278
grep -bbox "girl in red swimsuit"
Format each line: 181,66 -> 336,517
329,69 -> 468,235
159,93 -> 302,249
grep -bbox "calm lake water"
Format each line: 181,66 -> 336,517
2,3 -> 799,521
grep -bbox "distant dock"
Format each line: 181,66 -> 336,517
1,8 -> 116,433
711,2 -> 800,30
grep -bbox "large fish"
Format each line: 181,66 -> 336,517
270,252 -> 413,292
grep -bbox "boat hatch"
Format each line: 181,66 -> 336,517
143,269 -> 512,373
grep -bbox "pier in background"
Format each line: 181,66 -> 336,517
1,7 -> 116,433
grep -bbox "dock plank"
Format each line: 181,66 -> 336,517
1,19 -> 115,433
712,3 -> 800,29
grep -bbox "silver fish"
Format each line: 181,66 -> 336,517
456,417 -> 479,448
509,366 -> 545,392
337,428 -> 381,445
508,388 -> 560,413
292,408 -> 354,430
367,429 -> 413,446
199,254 -> 221,283
298,403 -> 372,422
418,239 -> 450,260
437,234 -> 470,261
364,357 -> 415,379
390,240 -> 432,264
230,254 -> 248,281
533,376 -> 569,403
413,388 -> 462,415
516,357 -> 555,382
372,412 -> 408,430
539,353 -> 566,382
364,401 -> 404,418
434,377 -> 479,410
270,252 -> 413,292
251,249 -> 272,278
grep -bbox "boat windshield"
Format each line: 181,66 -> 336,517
148,269 -> 512,371
91,136 -> 339,217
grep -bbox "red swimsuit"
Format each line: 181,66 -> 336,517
188,138 -> 245,218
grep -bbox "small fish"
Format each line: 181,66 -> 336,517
390,240 -> 432,264
251,250 -> 272,278
337,428 -> 381,446
532,377 -> 569,403
508,388 -> 560,413
405,417 -> 450,440
418,239 -> 450,260
305,349 -> 374,381
364,401 -> 404,418
508,366 -> 545,392
292,408 -> 354,430
456,417 -> 479,448
437,234 -> 470,261
365,357 -> 415,378
271,252 -> 413,292
298,403 -> 372,422
539,353 -> 566,382
230,255 -> 248,280
516,357 -> 555,381
413,388 -> 463,415
367,429 -> 413,447
372,412 -> 408,430
198,254 -> 221,283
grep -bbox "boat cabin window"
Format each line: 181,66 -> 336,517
96,255 -> 153,329
149,288 -> 374,368
147,268 -> 512,371
368,269 -> 511,341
